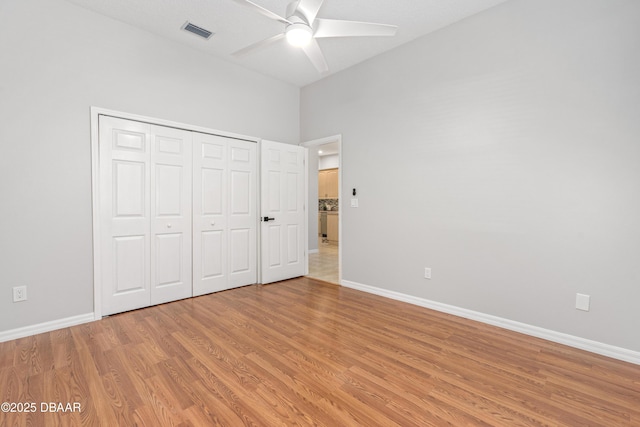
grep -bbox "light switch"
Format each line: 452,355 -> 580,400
351,198 -> 359,208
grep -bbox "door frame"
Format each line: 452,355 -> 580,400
300,134 -> 342,284
90,107 -> 259,320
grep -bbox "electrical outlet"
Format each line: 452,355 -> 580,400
13,286 -> 27,302
424,268 -> 432,279
576,293 -> 590,311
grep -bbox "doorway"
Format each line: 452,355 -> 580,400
301,135 -> 341,284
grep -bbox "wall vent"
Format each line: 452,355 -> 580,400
181,21 -> 214,40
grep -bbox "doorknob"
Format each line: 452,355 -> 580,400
263,216 -> 275,222
167,223 -> 172,228
211,221 -> 215,226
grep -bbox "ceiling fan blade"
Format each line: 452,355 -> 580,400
230,0 -> 291,25
314,18 -> 397,38
295,0 -> 324,25
301,38 -> 329,73
232,33 -> 285,57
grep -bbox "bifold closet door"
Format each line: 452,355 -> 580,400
149,125 -> 192,306
99,116 -> 192,316
193,133 -> 257,296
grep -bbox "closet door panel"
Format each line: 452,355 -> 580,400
193,134 -> 228,295
113,235 -> 147,293
113,160 -> 146,217
155,164 -> 183,216
100,117 -> 152,315
155,233 -> 183,286
201,230 -> 224,280
150,125 -> 192,305
193,135 -> 257,294
230,228 -> 251,275
228,140 -> 257,287
202,168 -> 224,215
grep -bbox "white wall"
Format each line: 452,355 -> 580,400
319,155 -> 339,170
0,0 -> 299,333
301,0 -> 640,352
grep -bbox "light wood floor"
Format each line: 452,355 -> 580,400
308,239 -> 339,284
1,278 -> 639,426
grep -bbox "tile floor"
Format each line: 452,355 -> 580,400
307,238 -> 339,284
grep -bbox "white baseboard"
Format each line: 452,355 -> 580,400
308,249 -> 319,254
0,313 -> 95,343
341,280 -> 640,366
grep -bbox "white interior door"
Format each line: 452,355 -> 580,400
150,125 -> 192,305
193,133 -> 227,295
193,134 -> 257,295
228,139 -> 258,287
99,116 -> 152,315
100,116 -> 192,315
260,140 -> 307,284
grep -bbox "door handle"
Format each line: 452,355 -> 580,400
263,216 -> 275,222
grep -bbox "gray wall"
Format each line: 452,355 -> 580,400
0,0 -> 299,332
301,0 -> 640,352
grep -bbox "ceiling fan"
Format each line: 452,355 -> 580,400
231,0 -> 398,73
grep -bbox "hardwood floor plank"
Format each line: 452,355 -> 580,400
189,354 -> 291,426
1,278 -> 640,426
244,351 -> 345,425
0,340 -> 16,369
428,381 -> 547,427
69,326 -> 119,427
102,348 -> 146,410
171,331 -> 261,395
442,353 -> 617,426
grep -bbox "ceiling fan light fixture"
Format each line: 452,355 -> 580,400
286,23 -> 312,47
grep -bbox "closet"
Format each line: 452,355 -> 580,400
98,116 -> 257,316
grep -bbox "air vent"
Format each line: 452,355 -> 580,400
181,21 -> 214,40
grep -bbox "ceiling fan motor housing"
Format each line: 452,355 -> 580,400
286,21 -> 313,46
284,2 -> 314,47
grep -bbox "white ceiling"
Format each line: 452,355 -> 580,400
65,0 -> 509,87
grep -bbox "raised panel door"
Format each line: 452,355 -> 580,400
150,125 -> 192,305
228,140 -> 257,288
260,140 -> 306,284
100,117 -> 193,315
193,133 -> 228,295
193,134 -> 257,295
100,116 -> 152,315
